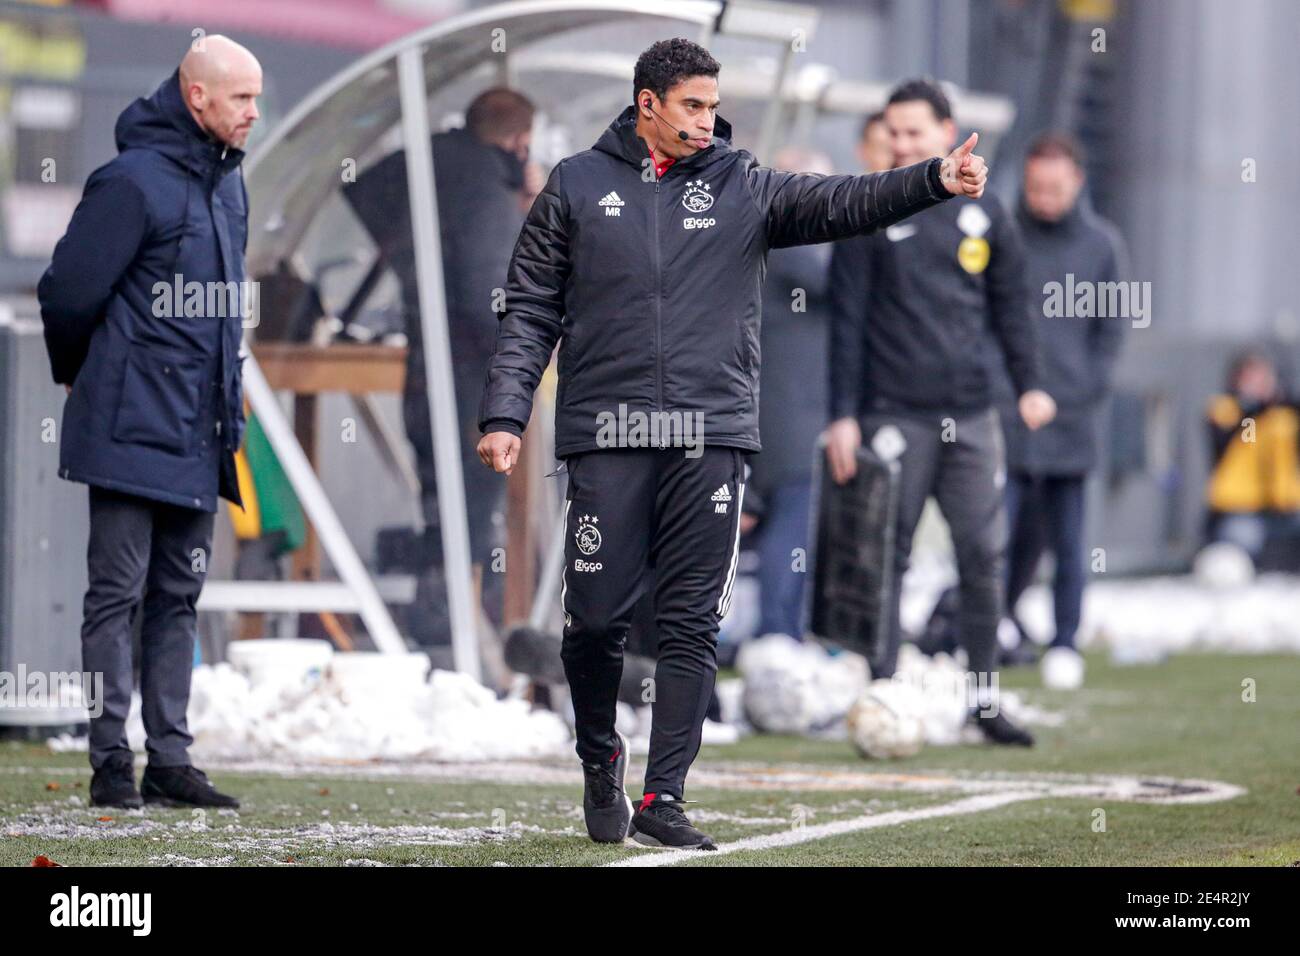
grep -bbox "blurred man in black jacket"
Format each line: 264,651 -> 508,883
826,79 -> 1054,746
346,88 -> 534,652
998,132 -> 1126,670
749,147 -> 836,639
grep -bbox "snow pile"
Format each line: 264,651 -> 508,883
890,644 -> 1061,744
736,634 -> 870,734
1015,574 -> 1300,660
53,645 -> 572,762
889,645 -> 973,745
903,547 -> 1300,660
729,636 -> 1059,747
612,703 -> 740,750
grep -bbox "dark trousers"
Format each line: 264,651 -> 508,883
560,447 -> 745,801
402,362 -> 507,565
81,486 -> 214,770
1005,473 -> 1086,649
756,478 -> 813,638
403,359 -> 508,647
863,407 -> 1005,687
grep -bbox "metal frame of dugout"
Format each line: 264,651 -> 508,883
213,0 -> 1014,679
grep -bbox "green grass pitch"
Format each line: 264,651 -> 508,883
2,651 -> 1297,866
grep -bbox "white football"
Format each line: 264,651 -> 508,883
846,679 -> 926,759
1041,646 -> 1085,690
1192,542 -> 1255,590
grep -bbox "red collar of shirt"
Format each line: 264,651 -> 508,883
647,143 -> 676,178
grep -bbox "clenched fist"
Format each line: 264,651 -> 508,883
939,132 -> 988,199
1018,389 -> 1057,431
477,431 -> 521,475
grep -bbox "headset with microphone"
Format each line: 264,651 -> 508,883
643,98 -> 691,142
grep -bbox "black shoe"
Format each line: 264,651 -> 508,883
629,794 -> 717,850
141,764 -> 240,808
969,708 -> 1035,747
999,639 -> 1040,667
89,754 -> 143,809
579,732 -> 632,843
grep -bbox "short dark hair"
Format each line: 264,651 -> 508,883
886,78 -> 952,122
858,110 -> 886,140
1026,130 -> 1086,168
632,38 -> 720,105
466,88 -> 535,139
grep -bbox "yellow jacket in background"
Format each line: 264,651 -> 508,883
1206,395 -> 1300,513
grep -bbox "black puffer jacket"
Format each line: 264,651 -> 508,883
478,105 -> 951,457
828,192 -> 1039,420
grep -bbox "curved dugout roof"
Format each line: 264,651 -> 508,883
244,0 -> 722,271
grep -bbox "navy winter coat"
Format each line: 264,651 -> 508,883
39,68 -> 249,512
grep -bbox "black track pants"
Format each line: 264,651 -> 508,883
560,447 -> 745,801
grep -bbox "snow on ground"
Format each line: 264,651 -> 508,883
50,646 -> 570,762
43,553 -> 1296,764
733,633 -> 1063,748
1042,574 -> 1300,658
902,551 -> 1300,659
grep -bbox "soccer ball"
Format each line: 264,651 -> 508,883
1041,646 -> 1085,690
1192,542 -> 1255,590
846,679 -> 926,759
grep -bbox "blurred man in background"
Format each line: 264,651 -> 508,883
346,88 -> 535,660
826,78 -> 1053,746
998,132 -> 1127,670
856,111 -> 893,176
1205,350 -> 1300,568
37,37 -> 259,810
747,147 -> 836,640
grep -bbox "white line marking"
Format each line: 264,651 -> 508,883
0,762 -> 1247,806
607,790 -> 1044,866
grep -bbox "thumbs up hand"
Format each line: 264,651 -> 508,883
939,132 -> 988,198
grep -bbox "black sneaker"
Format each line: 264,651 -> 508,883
141,764 -> 240,808
629,793 -> 717,850
999,639 -> 1040,667
969,708 -> 1035,747
90,754 -> 143,809
579,731 -> 632,843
